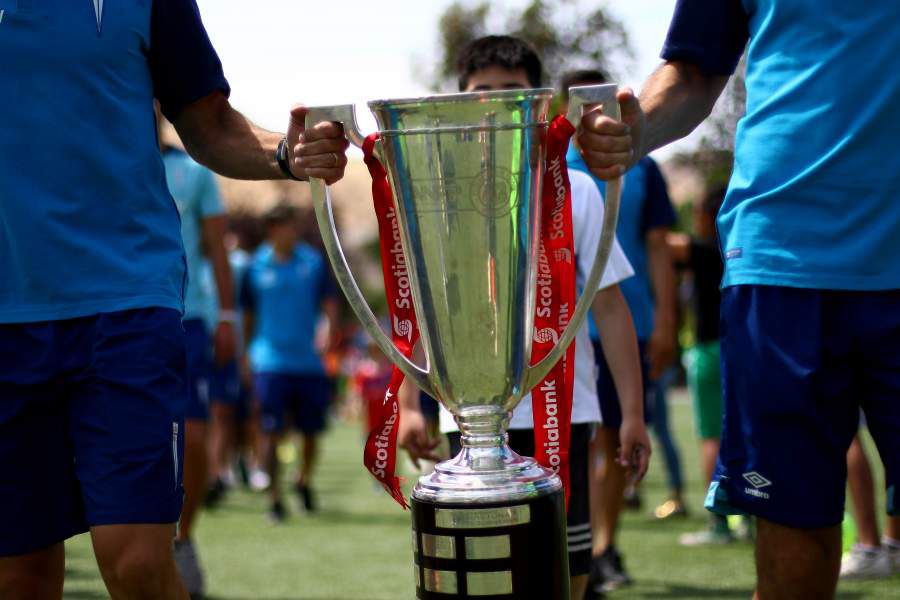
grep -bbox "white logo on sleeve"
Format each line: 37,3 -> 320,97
92,0 -> 104,33
743,471 -> 772,499
0,10 -> 5,25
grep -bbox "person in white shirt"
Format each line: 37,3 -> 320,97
398,35 -> 651,600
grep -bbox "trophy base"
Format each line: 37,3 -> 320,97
411,490 -> 570,600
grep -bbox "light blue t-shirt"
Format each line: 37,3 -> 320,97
163,149 -> 224,321
568,150 -> 676,341
0,0 -> 229,324
662,0 -> 900,290
241,244 -> 335,375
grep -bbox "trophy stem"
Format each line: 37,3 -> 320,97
456,410 -> 510,449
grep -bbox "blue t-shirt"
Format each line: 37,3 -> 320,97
568,148 -> 676,341
662,0 -> 900,290
241,244 -> 336,375
0,0 -> 229,324
163,148 -> 223,321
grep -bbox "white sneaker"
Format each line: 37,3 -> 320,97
839,544 -> 892,579
249,468 -> 271,492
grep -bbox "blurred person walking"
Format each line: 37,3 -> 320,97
562,69 -> 683,594
160,117 -> 237,597
241,204 -> 340,522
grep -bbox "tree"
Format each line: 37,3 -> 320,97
432,0 -> 634,91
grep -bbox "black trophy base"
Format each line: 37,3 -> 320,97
411,491 -> 570,599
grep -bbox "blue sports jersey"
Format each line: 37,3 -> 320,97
0,0 -> 229,323
568,149 -> 676,340
662,0 -> 900,290
163,148 -> 224,321
241,244 -> 335,375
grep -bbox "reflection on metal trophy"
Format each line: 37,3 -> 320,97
307,85 -> 621,599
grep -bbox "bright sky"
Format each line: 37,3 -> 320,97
199,0 -> 683,153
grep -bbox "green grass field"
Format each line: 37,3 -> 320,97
63,389 -> 898,599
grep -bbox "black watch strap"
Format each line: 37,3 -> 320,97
276,137 -> 306,181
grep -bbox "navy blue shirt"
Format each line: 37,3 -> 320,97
661,0 -> 900,290
568,150 -> 677,341
0,0 -> 229,323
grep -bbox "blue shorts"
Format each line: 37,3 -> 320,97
0,309 -> 186,557
254,373 -> 331,434
183,318 -> 211,421
419,392 -> 440,422
592,339 -> 652,429
707,286 -> 899,529
209,359 -> 251,419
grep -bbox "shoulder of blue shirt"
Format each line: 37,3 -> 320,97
149,0 -> 231,122
659,0 -> 750,76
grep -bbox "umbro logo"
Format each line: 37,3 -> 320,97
743,471 -> 772,489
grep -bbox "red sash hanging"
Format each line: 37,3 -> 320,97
361,133 -> 417,509
530,115 -> 578,506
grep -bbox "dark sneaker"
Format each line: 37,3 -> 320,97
590,546 -> 632,593
622,486 -> 642,511
268,500 -> 287,524
296,482 -> 317,513
204,478 -> 226,509
173,539 -> 205,599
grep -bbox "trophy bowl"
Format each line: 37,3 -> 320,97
306,85 -> 621,600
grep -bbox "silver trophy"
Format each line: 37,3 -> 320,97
307,85 -> 621,600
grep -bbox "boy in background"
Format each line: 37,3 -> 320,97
398,36 -> 651,600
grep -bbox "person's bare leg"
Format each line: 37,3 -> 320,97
591,426 -> 626,555
177,420 -> 207,542
207,403 -> 235,484
0,543 -> 64,600
92,524 -> 188,600
700,438 -> 721,486
846,435 -> 880,547
887,516 -> 900,542
570,574 -> 588,600
755,519 -> 841,600
260,430 -> 282,503
297,434 -> 319,487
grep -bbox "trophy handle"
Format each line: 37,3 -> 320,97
524,84 -> 623,390
306,105 -> 437,398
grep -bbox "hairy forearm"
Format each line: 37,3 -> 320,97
593,288 -> 643,420
174,92 -> 285,180
639,62 -> 729,157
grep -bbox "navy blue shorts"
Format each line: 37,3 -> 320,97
183,318 -> 211,421
254,373 -> 331,434
209,359 -> 251,419
592,339 -> 652,429
419,392 -> 440,422
707,286 -> 900,529
0,309 -> 186,557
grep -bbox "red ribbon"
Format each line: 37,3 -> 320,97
530,115 -> 577,506
361,133 -> 417,509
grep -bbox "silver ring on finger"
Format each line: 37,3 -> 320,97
331,152 -> 340,167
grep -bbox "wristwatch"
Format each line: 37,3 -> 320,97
276,137 -> 307,181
